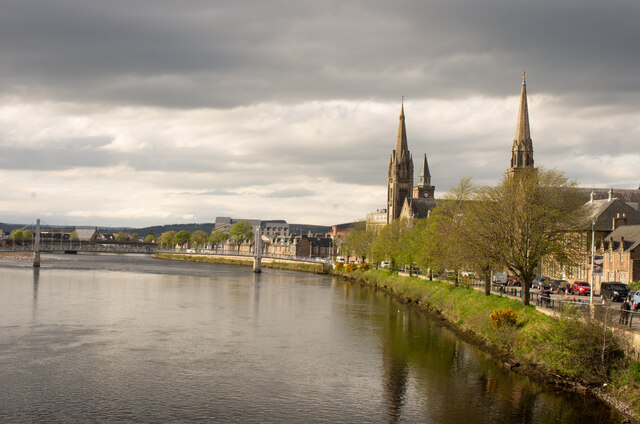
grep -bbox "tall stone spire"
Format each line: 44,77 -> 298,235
387,102 -> 414,223
395,103 -> 409,155
507,71 -> 535,176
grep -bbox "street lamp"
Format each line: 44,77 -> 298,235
590,219 -> 595,305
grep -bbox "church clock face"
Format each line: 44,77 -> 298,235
424,193 -> 429,198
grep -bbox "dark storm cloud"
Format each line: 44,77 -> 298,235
2,0 -> 639,109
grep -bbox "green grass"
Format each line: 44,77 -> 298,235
337,269 -> 627,386
154,253 -> 327,273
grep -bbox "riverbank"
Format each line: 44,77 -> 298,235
337,268 -> 640,421
154,253 -> 329,274
0,251 -> 33,260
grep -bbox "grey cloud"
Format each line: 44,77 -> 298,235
1,1 -> 639,109
263,188 -> 315,198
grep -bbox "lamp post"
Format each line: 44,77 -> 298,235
590,219 -> 595,305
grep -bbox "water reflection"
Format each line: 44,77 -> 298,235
0,259 -> 625,424
32,267 -> 40,319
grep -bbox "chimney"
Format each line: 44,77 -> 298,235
608,188 -> 613,201
613,213 -> 627,230
589,190 -> 595,203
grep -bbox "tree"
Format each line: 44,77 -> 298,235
191,230 -> 208,247
419,177 -> 477,285
370,218 -> 412,269
229,222 -> 253,251
115,232 -> 128,242
23,229 -> 33,241
144,234 -> 155,243
175,230 -> 191,246
9,229 -> 23,245
209,230 -> 227,246
339,221 -> 375,263
159,231 -> 176,248
69,230 -> 79,240
463,168 -> 586,305
130,233 -> 138,241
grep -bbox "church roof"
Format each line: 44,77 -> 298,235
514,72 -> 532,148
583,197 -> 640,231
577,188 -> 640,209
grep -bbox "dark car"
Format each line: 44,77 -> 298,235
600,282 -> 630,302
571,281 -> 591,296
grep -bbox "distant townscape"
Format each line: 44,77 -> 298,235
2,74 -> 640,289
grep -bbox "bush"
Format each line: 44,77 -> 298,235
344,263 -> 358,273
358,263 -> 372,271
489,307 -> 518,328
335,262 -> 344,270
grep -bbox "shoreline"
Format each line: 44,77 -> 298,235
153,253 -> 330,274
336,268 -> 638,422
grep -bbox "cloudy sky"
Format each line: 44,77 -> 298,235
1,0 -> 639,227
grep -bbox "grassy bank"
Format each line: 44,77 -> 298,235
338,268 -> 640,420
154,253 -> 327,274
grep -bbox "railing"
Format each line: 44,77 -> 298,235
0,243 -> 332,264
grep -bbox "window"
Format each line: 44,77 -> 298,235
620,250 -> 624,263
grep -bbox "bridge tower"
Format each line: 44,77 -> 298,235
33,219 -> 41,268
253,227 -> 262,273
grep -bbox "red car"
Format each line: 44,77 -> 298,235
571,281 -> 591,296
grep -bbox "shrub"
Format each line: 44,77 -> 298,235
359,263 -> 372,271
489,307 -> 518,328
335,262 -> 344,271
344,263 -> 358,273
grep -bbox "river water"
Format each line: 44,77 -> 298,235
0,254 -> 624,423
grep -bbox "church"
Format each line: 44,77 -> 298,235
377,73 -> 640,228
385,103 -> 436,224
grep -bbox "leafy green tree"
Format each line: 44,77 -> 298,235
229,222 -> 253,251
115,232 -> 128,242
69,230 -> 78,240
175,230 -> 191,246
462,168 -> 586,305
144,234 -> 155,243
130,233 -> 138,241
9,229 -> 23,245
370,218 -> 412,269
159,231 -> 176,248
339,221 -> 375,263
210,230 -> 228,246
190,230 -> 208,247
23,229 -> 33,241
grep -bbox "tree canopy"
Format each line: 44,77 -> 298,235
229,222 -> 253,247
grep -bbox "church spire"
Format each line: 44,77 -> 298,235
395,102 -> 408,154
418,153 -> 431,186
514,71 -> 531,148
507,71 -> 535,175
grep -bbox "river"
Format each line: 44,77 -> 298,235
0,254 -> 624,423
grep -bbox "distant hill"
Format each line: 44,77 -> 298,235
128,223 -> 216,236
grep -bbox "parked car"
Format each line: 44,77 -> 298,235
571,281 -> 591,296
380,261 -> 390,268
600,282 -> 630,302
507,276 -> 521,286
533,276 -> 549,290
632,291 -> 640,306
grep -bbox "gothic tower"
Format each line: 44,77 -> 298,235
387,103 -> 414,224
413,153 -> 435,199
507,72 -> 534,177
